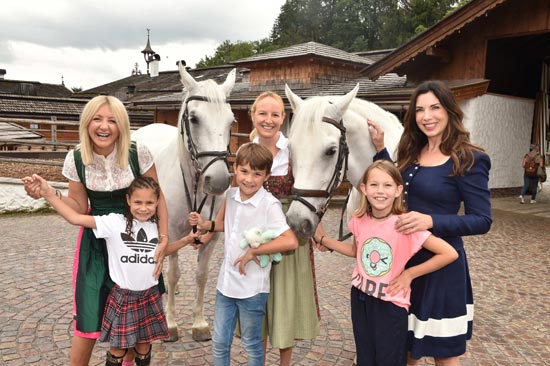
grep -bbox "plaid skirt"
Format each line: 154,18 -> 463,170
99,284 -> 169,348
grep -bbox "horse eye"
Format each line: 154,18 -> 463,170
189,115 -> 199,124
325,146 -> 337,156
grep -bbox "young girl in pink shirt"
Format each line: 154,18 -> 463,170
314,160 -> 458,366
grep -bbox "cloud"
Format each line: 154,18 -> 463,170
0,0 -> 285,89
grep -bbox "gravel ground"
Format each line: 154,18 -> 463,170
0,161 -> 67,182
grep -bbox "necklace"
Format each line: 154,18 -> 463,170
370,211 -> 392,220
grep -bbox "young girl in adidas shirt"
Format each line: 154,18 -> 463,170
24,175 -> 197,366
313,160 -> 458,366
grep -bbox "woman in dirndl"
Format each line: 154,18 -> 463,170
369,80 -> 492,365
24,95 -> 168,366
249,91 -> 320,366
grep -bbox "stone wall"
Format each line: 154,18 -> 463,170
0,178 -> 67,213
461,93 -> 534,189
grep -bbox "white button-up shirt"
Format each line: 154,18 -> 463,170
217,186 -> 290,299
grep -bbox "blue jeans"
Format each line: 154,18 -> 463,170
212,290 -> 268,366
520,175 -> 539,200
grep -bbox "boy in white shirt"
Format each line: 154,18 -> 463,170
189,142 -> 298,366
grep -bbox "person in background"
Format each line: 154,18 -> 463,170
189,143 -> 298,366
249,91 -> 320,366
23,95 -> 169,366
519,143 -> 543,204
368,80 -> 492,365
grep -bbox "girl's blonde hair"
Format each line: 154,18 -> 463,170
248,91 -> 285,141
78,95 -> 131,168
353,160 -> 406,218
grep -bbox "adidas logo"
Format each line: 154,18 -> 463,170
120,228 -> 159,263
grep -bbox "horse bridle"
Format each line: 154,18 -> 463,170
289,116 -> 349,222
180,94 -> 231,243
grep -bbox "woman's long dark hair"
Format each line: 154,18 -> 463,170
397,80 -> 484,176
124,176 -> 160,236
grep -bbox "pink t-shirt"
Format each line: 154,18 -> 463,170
349,214 -> 431,310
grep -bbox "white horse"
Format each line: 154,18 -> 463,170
285,84 -> 404,238
132,64 -> 235,341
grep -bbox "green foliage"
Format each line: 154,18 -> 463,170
196,39 -> 280,68
196,0 -> 471,67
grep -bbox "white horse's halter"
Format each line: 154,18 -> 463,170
289,116 -> 349,221
180,94 -> 231,243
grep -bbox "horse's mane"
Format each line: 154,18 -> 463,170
289,96 -> 400,138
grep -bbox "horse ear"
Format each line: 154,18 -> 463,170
326,84 -> 359,121
179,62 -> 198,92
285,84 -> 303,112
221,69 -> 236,97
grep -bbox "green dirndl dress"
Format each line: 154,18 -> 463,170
72,144 -> 164,335
263,166 -> 320,349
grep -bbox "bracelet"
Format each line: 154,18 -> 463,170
208,221 -> 216,232
55,189 -> 62,199
159,234 -> 168,240
320,235 -> 325,246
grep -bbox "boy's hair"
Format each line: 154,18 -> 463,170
124,176 -> 161,235
353,160 -> 406,218
235,142 -> 273,174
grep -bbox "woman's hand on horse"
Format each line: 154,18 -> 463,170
367,119 -> 385,152
395,211 -> 433,235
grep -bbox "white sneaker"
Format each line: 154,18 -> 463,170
519,195 -> 524,204
530,200 -> 536,204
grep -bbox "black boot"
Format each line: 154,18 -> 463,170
105,349 -> 127,366
134,344 -> 152,366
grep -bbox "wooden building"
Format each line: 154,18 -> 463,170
362,0 -> 550,189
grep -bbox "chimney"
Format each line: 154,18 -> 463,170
0,69 -> 6,80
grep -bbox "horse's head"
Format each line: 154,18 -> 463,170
178,64 -> 235,195
285,84 -> 359,238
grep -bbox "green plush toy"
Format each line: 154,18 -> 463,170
239,228 -> 283,267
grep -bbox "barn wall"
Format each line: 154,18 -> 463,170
249,60 -> 360,89
404,0 -> 550,82
461,93 -> 534,189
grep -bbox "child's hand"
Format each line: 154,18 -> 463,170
188,230 -> 205,250
233,249 -> 260,276
152,241 -> 167,279
188,212 -> 206,230
387,270 -> 413,297
21,174 -> 51,199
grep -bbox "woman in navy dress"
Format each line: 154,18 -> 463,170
370,80 -> 492,365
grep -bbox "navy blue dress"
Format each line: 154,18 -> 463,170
375,149 -> 492,359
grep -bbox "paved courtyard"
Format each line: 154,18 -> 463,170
1,191 -> 549,365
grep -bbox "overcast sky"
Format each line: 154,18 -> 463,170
1,0 -> 286,90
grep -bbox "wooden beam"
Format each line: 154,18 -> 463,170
426,46 -> 451,63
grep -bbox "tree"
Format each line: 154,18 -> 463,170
197,0 -> 470,67
196,39 -> 280,68
270,0 -> 469,51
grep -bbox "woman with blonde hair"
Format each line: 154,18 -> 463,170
23,95 -> 169,366
250,91 -> 320,365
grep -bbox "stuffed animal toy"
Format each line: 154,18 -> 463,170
240,228 -> 283,267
